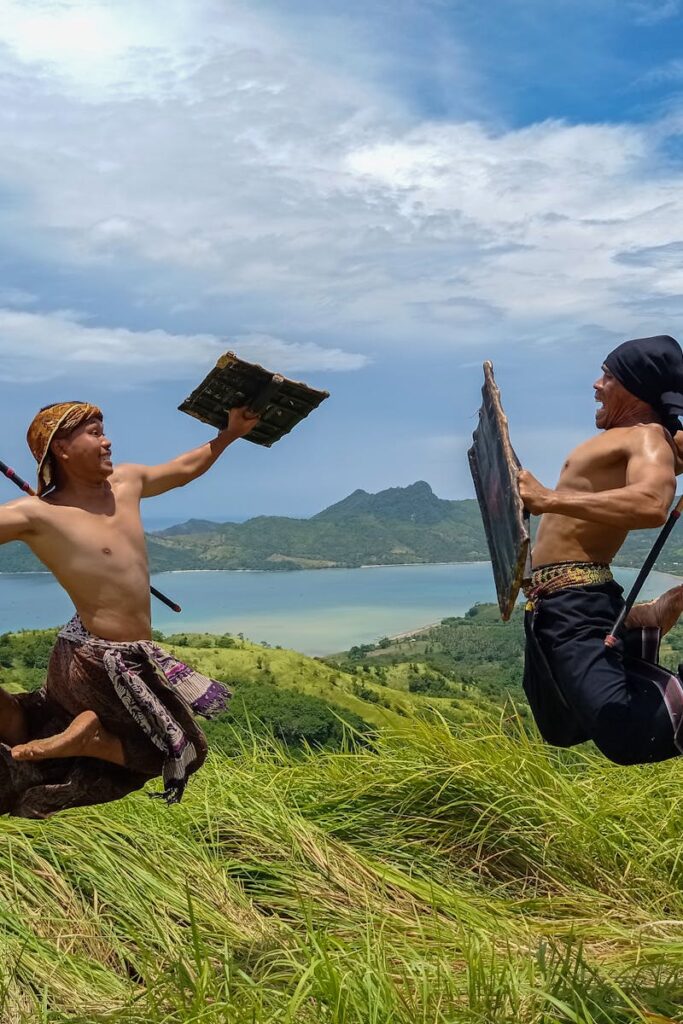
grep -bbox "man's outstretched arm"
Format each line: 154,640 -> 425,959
0,498 -> 35,545
129,407 -> 260,499
519,427 -> 676,529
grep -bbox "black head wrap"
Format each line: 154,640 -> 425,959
603,334 -> 683,435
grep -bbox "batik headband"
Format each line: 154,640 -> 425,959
26,402 -> 103,495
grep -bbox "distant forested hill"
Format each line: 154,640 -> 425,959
0,480 -> 681,574
146,481 -> 487,571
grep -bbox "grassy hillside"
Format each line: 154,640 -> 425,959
326,602 -> 528,705
326,600 -> 683,711
2,619 -> 683,1019
2,715 -> 683,1021
0,626 -> 479,745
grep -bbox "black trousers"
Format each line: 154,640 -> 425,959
523,581 -> 683,765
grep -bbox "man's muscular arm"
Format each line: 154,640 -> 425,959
519,428 -> 675,529
0,498 -> 35,545
126,407 -> 260,499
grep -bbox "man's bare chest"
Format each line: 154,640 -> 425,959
557,433 -> 627,491
35,492 -> 146,563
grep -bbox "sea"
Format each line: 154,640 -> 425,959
0,562 -> 680,656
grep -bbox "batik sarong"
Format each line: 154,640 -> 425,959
0,617 -> 231,819
523,562 -> 683,764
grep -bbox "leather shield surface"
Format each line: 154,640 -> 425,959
468,361 -> 530,620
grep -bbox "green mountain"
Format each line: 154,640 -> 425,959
314,480 -> 458,524
144,481 -> 487,571
0,481 -> 682,574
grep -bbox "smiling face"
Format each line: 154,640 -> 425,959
51,415 -> 113,487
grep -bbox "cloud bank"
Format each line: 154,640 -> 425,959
0,0 -> 683,379
0,308 -> 367,383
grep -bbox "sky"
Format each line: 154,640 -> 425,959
1,0 -> 683,524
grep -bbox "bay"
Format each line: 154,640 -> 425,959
0,562 -> 679,655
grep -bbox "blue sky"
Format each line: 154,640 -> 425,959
1,0 -> 683,524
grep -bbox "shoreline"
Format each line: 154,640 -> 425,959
387,621 -> 442,641
0,559 -> 494,578
1,562 -> 682,654
0,558 -> 681,579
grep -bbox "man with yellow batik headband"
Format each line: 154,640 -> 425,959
0,399 -> 260,818
27,401 -> 104,496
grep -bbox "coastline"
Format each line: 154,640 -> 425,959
0,559 -> 494,578
0,562 -> 681,655
377,564 -> 683,645
0,558 -> 680,578
387,621 -> 442,641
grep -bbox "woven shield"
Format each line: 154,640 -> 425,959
179,352 -> 329,447
468,361 -> 530,620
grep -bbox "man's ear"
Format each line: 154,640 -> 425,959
51,439 -> 68,461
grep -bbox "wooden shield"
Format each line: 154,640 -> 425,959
179,352 -> 329,447
468,361 -> 530,620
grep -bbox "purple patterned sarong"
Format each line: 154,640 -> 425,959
58,616 -> 231,803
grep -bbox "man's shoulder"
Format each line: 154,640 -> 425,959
109,463 -> 145,484
625,422 -> 672,451
0,494 -> 43,529
107,464 -> 147,502
1,494 -> 41,514
579,425 -> 673,464
597,423 -> 671,450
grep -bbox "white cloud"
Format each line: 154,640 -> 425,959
637,58 -> 683,87
0,288 -> 37,307
234,334 -> 368,372
628,0 -> 681,25
0,309 -> 367,383
1,0 -> 683,370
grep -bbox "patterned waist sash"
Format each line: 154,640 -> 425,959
523,562 -> 613,607
58,615 -> 231,803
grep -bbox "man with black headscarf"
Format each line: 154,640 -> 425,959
518,334 -> 683,765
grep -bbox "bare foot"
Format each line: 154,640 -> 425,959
626,585 -> 683,636
11,710 -> 102,762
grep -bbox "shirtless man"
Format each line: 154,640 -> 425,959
517,334 -> 683,765
0,400 -> 259,817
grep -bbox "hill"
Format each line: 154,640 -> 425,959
145,481 -> 488,571
2,621 -> 683,1019
324,599 -> 683,713
0,481 -> 682,574
0,622 -> 494,744
325,601 -> 528,705
152,480 -> 683,574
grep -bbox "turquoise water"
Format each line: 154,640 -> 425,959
0,562 -> 679,655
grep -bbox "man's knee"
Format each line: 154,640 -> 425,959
591,705 -> 643,765
593,737 -> 641,766
592,718 -> 660,765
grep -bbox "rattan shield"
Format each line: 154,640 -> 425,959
468,361 -> 530,620
179,352 -> 329,447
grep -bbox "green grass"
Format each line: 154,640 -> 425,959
2,710 -> 683,1022
161,635 -> 446,728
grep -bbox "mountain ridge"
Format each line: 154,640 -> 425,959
0,482 -> 679,574
157,480 -> 476,535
